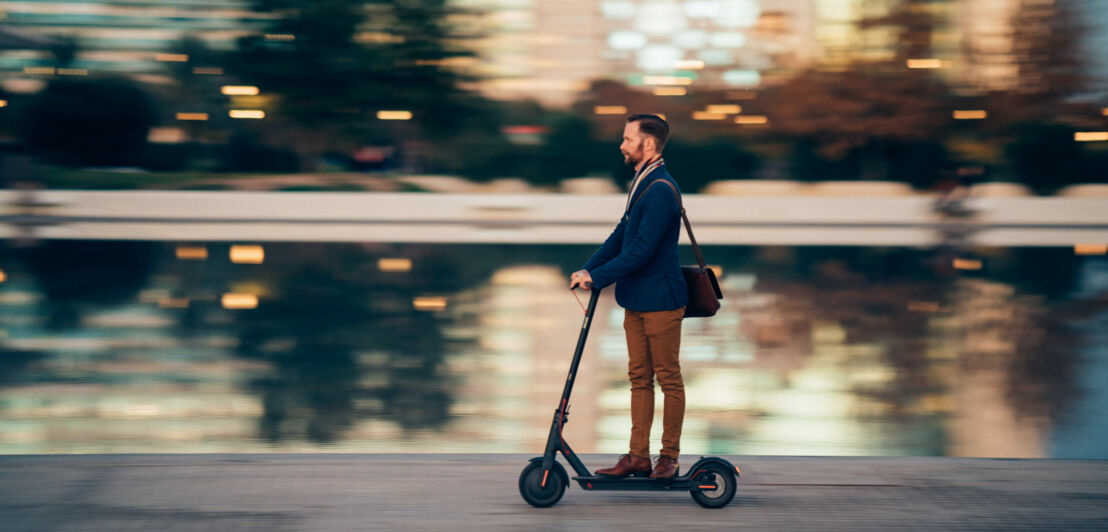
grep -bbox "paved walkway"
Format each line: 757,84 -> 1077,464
2,454 -> 1106,531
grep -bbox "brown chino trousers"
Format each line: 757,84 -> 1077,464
623,306 -> 685,460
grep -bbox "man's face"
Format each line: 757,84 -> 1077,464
620,121 -> 646,168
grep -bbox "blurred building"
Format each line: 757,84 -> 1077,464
0,1 -> 270,90
459,0 -> 818,106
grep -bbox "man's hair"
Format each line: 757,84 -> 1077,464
627,114 -> 669,151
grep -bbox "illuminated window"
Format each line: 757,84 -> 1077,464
723,70 -> 760,86
609,31 -> 647,50
711,32 -> 747,48
601,1 -> 635,19
638,45 -> 683,72
674,30 -> 708,49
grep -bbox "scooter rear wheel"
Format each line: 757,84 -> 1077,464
519,461 -> 567,508
690,463 -> 737,508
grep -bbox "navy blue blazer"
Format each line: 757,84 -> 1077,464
583,166 -> 689,312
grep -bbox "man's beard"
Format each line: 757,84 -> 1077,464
623,142 -> 644,168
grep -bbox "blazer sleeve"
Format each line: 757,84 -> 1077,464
583,217 -> 625,272
588,184 -> 679,290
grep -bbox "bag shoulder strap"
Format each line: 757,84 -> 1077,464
629,179 -> 707,269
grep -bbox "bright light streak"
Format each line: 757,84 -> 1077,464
230,245 -> 265,264
58,68 -> 88,76
176,113 -> 209,121
953,110 -> 987,120
653,87 -> 687,96
1075,243 -> 1107,255
193,67 -> 223,75
1102,108 -> 1108,117
378,258 -> 413,272
907,59 -> 944,69
229,110 -> 265,119
156,53 -> 188,62
643,76 -> 694,86
1074,131 -> 1108,142
176,246 -> 208,260
265,34 -> 295,41
953,258 -> 982,270
23,67 -> 55,75
0,269 -> 6,283
692,111 -> 726,120
594,105 -> 628,115
734,115 -> 768,124
222,293 -> 258,310
413,296 -> 447,311
0,100 -> 6,108
377,110 -> 413,120
706,104 -> 741,114
221,85 -> 260,96
675,59 -> 705,70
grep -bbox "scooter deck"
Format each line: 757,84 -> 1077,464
572,475 -> 711,492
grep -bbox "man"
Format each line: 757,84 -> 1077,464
569,114 -> 688,480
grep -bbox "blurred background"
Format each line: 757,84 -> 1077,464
0,0 -> 1105,458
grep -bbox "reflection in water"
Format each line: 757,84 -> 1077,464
0,242 -> 1104,457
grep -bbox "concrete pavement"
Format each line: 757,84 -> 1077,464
1,454 -> 1106,531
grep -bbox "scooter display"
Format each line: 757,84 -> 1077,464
518,284 -> 739,508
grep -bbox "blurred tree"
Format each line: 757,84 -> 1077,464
767,0 -> 954,186
224,0 -> 489,169
19,77 -> 156,167
20,241 -> 156,329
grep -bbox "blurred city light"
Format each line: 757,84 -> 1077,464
176,113 -> 209,121
23,67 -> 55,75
229,245 -> 264,264
706,104 -> 742,114
377,110 -> 413,120
675,59 -> 705,70
953,258 -> 983,270
642,75 -> 694,86
0,100 -> 7,108
413,296 -> 447,311
1074,132 -> 1108,142
1074,244 -> 1108,255
148,128 -> 185,144
155,53 -> 188,62
0,269 -> 6,283
221,86 -> 260,96
907,59 -> 944,69
176,246 -> 208,260
953,110 -> 988,120
229,110 -> 265,119
265,34 -> 295,41
221,293 -> 259,310
193,67 -> 223,75
58,69 -> 88,76
734,115 -> 769,124
692,111 -> 727,120
653,87 -> 687,96
378,258 -> 413,272
594,105 -> 628,115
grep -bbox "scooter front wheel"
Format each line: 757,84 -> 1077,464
518,460 -> 567,508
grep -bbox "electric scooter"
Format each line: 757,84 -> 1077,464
519,284 -> 739,508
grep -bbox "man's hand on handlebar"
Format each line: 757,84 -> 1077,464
569,270 -> 593,291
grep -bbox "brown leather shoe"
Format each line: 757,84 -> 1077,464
650,456 -> 679,479
595,454 -> 651,477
